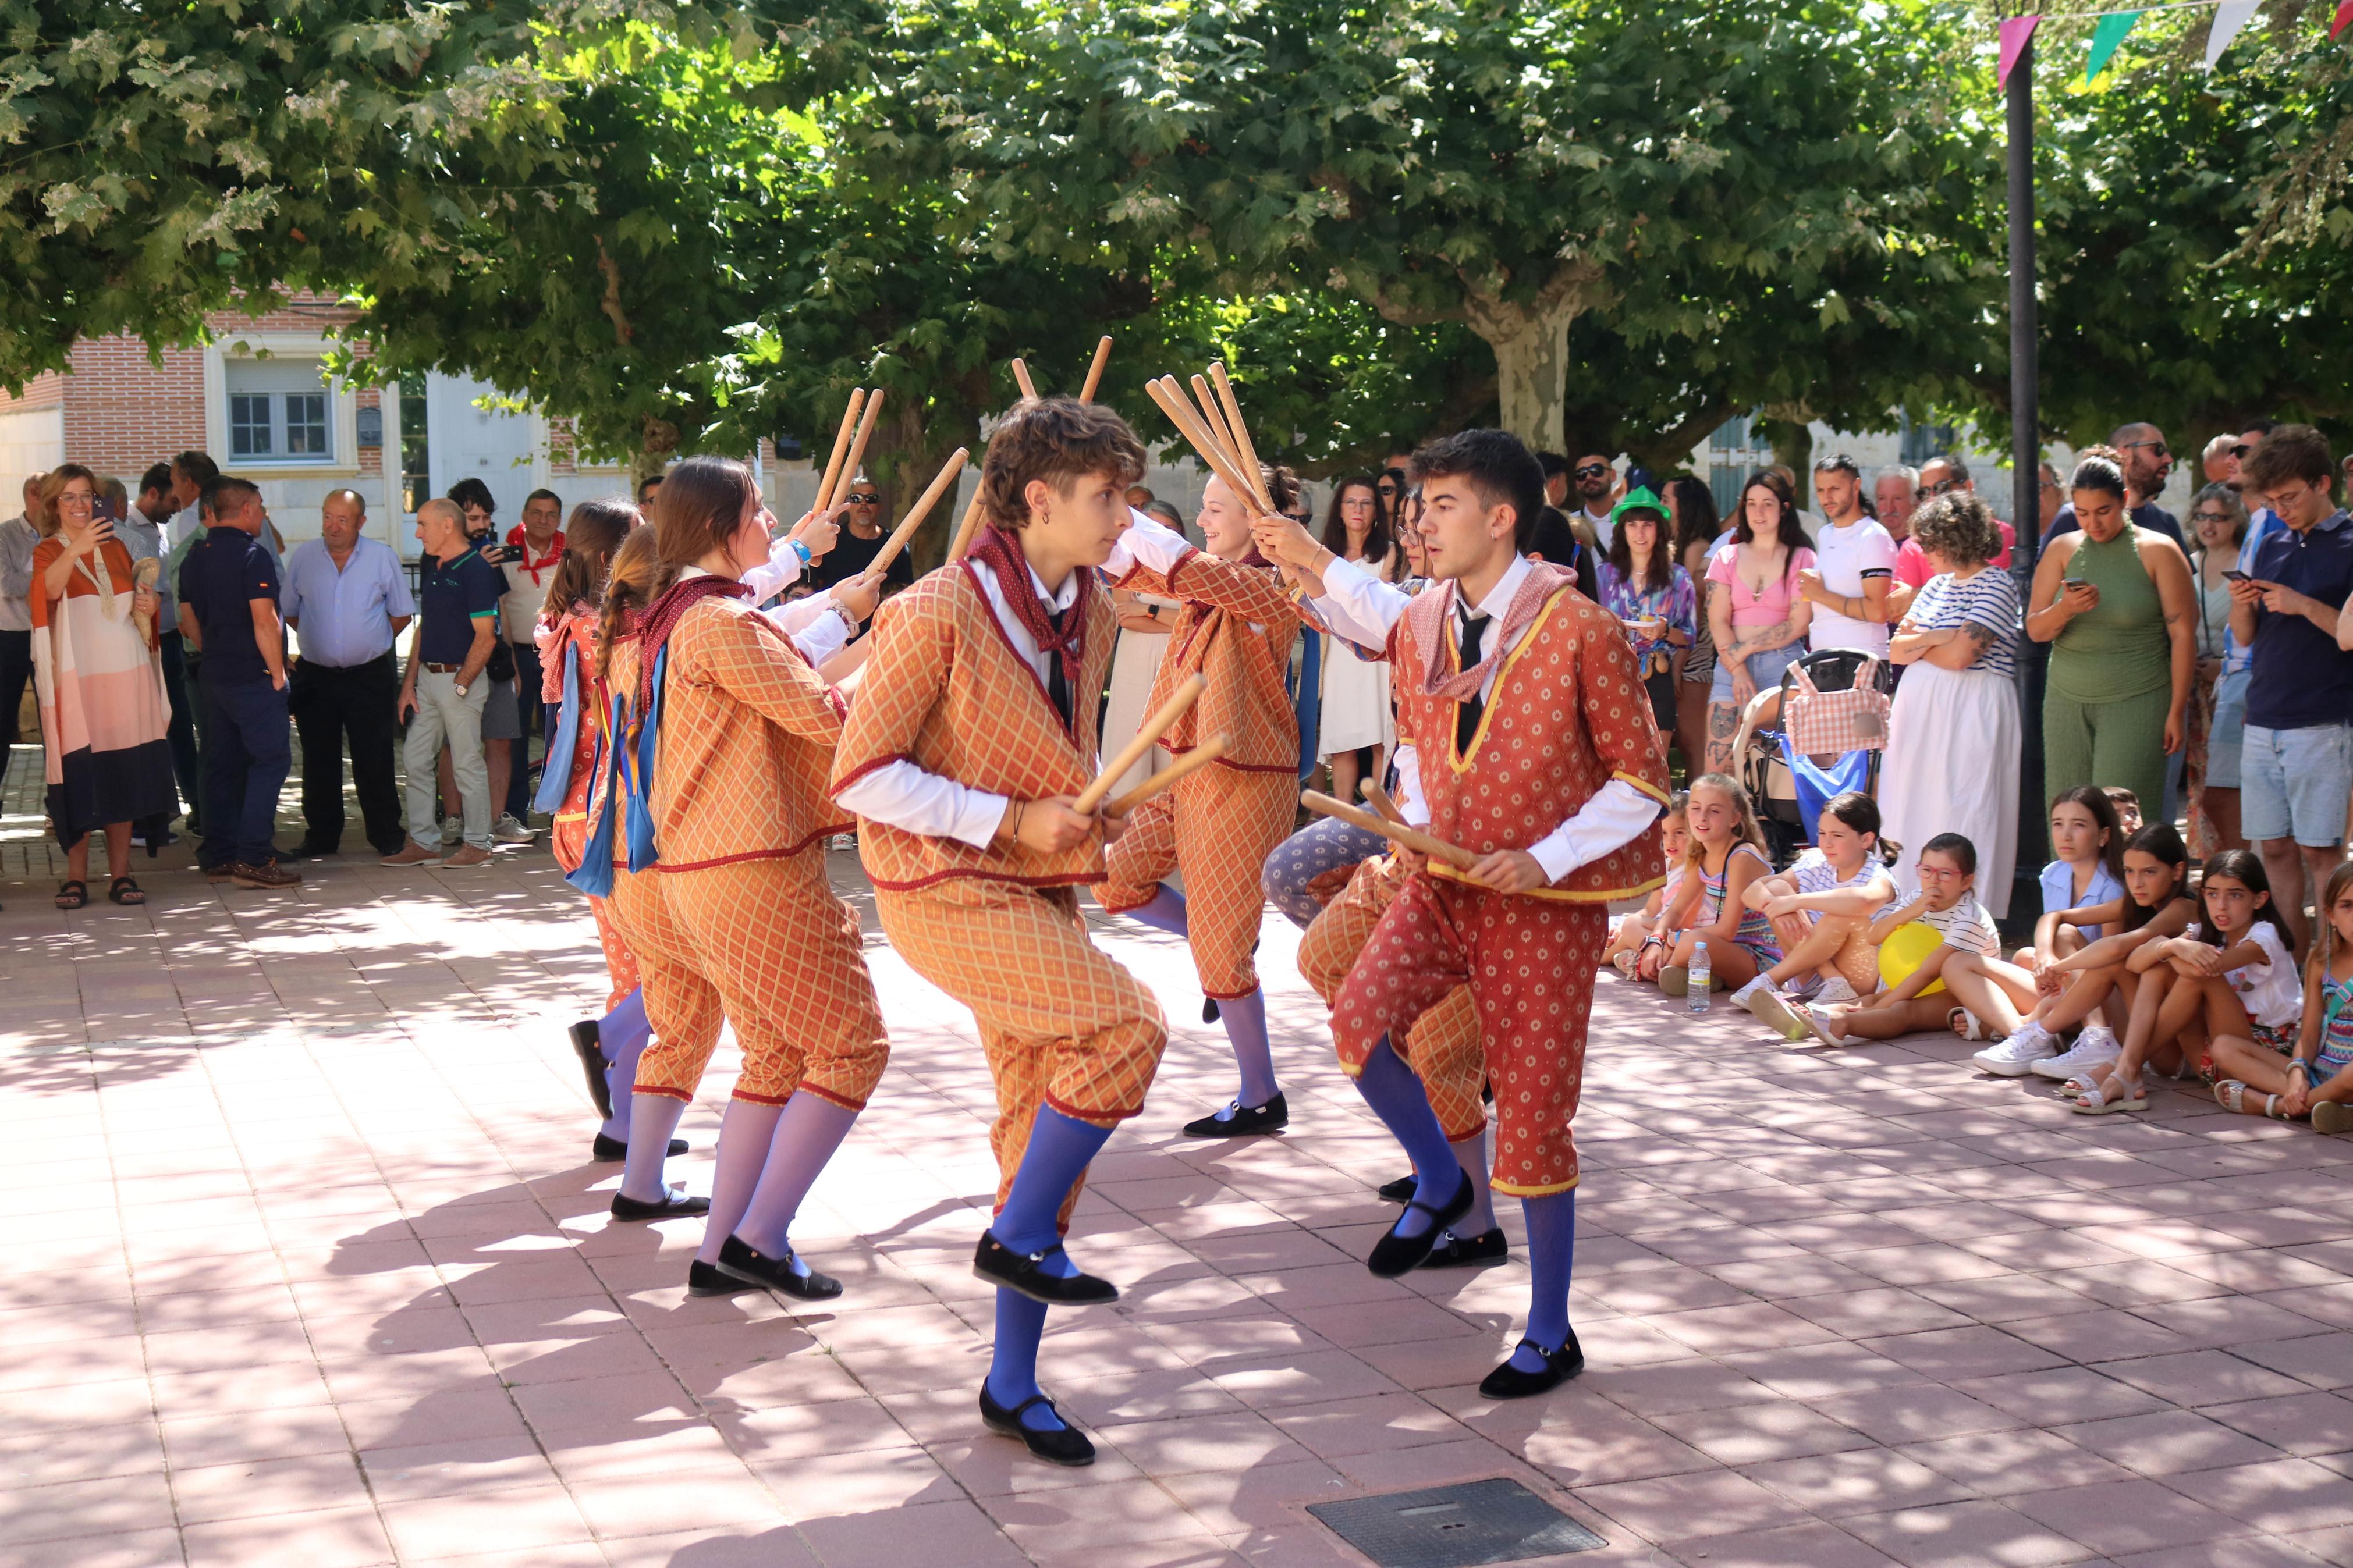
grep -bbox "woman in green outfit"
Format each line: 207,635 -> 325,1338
2026,453 -> 2197,818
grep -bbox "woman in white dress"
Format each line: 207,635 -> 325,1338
1315,476 -> 1398,805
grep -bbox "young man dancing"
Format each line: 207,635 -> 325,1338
1255,429 -> 1669,1397
830,397 -> 1167,1466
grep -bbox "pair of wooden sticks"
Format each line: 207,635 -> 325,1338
947,337 -> 1120,566
1070,671 -> 1225,819
1144,362 -> 1273,515
1300,785 -> 1480,872
808,387 -> 969,581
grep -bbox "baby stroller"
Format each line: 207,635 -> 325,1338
1734,649 -> 1892,865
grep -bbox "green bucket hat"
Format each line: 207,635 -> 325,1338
1610,485 -> 1668,527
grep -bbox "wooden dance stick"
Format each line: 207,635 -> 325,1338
1187,372 -> 1272,512
1301,790 -> 1479,871
860,447 -> 970,579
1073,672 -> 1206,813
945,492 -> 988,565
1207,361 -> 1269,505
1145,378 -> 1262,510
825,388 -> 885,514
1078,335 -> 1114,401
1012,357 -> 1038,399
813,389 -> 865,515
1104,733 -> 1230,818
1359,777 -> 1408,827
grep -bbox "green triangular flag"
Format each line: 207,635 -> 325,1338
2086,10 -> 2145,81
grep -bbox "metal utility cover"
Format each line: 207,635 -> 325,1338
1308,1477 -> 1606,1566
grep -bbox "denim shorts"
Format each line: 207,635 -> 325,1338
2207,665 -> 2249,790
1710,642 -> 1802,705
2242,721 -> 2353,847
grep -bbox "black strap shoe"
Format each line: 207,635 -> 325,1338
591,1133 -> 687,1162
979,1385 -> 1095,1467
569,1019 -> 614,1120
609,1188 -> 711,1222
686,1259 -> 761,1298
1201,997 -> 1220,1023
1419,1226 -> 1509,1269
717,1233 -> 842,1300
1179,1091 -> 1288,1139
1478,1331 -> 1585,1399
972,1232 -> 1119,1306
1377,1172 -> 1418,1203
1366,1167 -> 1473,1278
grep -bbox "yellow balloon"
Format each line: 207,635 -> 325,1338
1878,921 -> 1946,996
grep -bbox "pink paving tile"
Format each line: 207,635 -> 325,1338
1651,1399 -> 1877,1466
1481,1394 -> 1716,1487
182,1503 -> 396,1568
2008,1476 -> 2251,1555
2096,1350 -> 2313,1408
567,1461 -> 791,1539
377,1479 -> 598,1559
1863,1325 -> 2072,1382
1577,1466 -> 1812,1544
1669,1519 -> 1903,1567
2117,1537 -> 2353,1568
358,1435 -> 562,1501
0,1470 -> 178,1546
2054,1406 -> 2288,1477
2165,1456 -> 2353,1535
1952,1366 -> 2175,1426
1804,1384 -> 2027,1446
1152,1456 -> 1348,1535
169,1452 -> 375,1523
793,1496 -> 1031,1567
598,1527 -> 822,1567
2205,1390 -> 2353,1456
1738,1446 -> 1976,1517
989,1473 -> 1227,1551
12,1529 -> 186,1568
1841,1498 -> 2102,1567
1897,1427 -> 2135,1495
2230,1331 -> 2353,1392
0,1420 -> 165,1491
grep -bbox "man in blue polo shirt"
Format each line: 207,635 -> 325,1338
176,477 -> 300,890
2228,424 -> 2353,951
384,498 -> 502,868
283,489 -> 414,859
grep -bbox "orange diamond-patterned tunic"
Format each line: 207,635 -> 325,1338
1096,545 -> 1300,998
1333,572 -> 1670,1196
831,563 -> 1168,1225
599,593 -> 889,1111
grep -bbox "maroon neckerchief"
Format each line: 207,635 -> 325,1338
631,574 -> 749,714
970,525 -> 1092,705
1406,559 -> 1578,701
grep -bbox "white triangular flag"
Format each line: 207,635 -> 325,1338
2206,0 -> 2261,68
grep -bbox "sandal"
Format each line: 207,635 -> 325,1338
107,877 -> 144,906
2072,1076 -> 2147,1114
2313,1101 -> 2352,1135
54,880 -> 87,910
1949,1007 -> 1987,1042
2214,1080 -> 2287,1119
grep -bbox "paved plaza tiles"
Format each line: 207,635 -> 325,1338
5,837 -> 2353,1568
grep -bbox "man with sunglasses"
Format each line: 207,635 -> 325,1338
810,471 -> 914,622
2040,424 -> 2185,550
1569,450 -> 1620,551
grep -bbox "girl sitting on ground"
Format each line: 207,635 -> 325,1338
1648,774 -> 1777,995
2209,861 -> 2353,1130
1812,834 -> 2000,1044
1988,826 -> 2198,1090
2071,848 -> 2299,1114
1960,787 -> 2131,1071
1606,793 -> 1690,975
1731,792 -> 1899,1037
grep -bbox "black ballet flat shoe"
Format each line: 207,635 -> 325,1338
979,1385 -> 1096,1467
716,1233 -> 842,1300
1180,1091 -> 1288,1139
1366,1167 -> 1474,1278
1377,1172 -> 1418,1204
1419,1226 -> 1509,1269
1201,997 -> 1220,1024
972,1232 -> 1119,1306
609,1189 -> 711,1222
1478,1331 -> 1585,1399
569,1019 -> 613,1119
686,1259 -> 761,1298
591,1133 -> 688,1162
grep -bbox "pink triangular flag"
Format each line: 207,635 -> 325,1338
1998,15 -> 2041,89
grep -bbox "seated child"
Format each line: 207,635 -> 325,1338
1605,792 -> 1690,974
1809,833 -> 1999,1044
1729,791 -> 1898,1038
1647,774 -> 1777,994
2210,860 -> 2353,1130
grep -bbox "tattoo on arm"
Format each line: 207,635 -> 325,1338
1958,621 -> 1997,659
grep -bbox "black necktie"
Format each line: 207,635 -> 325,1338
1456,609 -> 1489,751
1044,606 -> 1073,727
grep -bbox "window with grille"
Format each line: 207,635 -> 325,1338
222,358 -> 337,465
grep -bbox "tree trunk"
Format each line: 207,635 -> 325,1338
1462,292 -> 1582,454
878,378 -> 990,577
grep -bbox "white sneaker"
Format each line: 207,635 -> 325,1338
1811,976 -> 1861,1007
1974,1024 -> 2059,1077
1730,976 -> 1772,1008
492,812 -> 537,844
440,815 -> 463,847
2031,1023 -> 2121,1081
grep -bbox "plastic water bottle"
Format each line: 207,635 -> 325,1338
1687,944 -> 1710,1013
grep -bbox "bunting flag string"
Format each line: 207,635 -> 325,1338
1996,1 -> 2351,88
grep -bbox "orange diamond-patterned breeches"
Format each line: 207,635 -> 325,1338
608,851 -> 889,1110
1333,873 -> 1605,1197
1093,764 -> 1298,998
1297,854 -> 1487,1145
554,816 -> 640,1013
875,879 -> 1167,1226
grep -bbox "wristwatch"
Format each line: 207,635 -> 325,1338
455,681 -> 470,698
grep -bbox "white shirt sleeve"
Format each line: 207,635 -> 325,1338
740,535 -> 809,606
787,607 -> 852,667
1524,780 -> 1662,886
1390,744 -> 1428,827
1103,511 -> 1195,579
835,762 -> 1009,849
1309,553 -> 1410,653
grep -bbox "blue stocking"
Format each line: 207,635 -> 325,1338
1217,988 -> 1279,1110
616,1093 -> 689,1204
598,990 -> 651,1143
984,1289 -> 1067,1433
1351,1038 -> 1464,1243
1122,884 -> 1189,937
993,1107 -> 1114,1278
1513,1190 -> 1577,1371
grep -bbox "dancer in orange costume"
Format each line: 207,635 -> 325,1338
591,457 -> 888,1306
1094,475 -> 1301,1137
832,396 -> 1166,1469
1256,429 -> 1670,1400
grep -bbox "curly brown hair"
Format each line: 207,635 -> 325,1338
979,396 -> 1147,529
1907,490 -> 2003,568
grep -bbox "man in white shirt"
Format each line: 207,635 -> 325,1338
1796,454 -> 1898,656
1570,449 -> 1619,552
